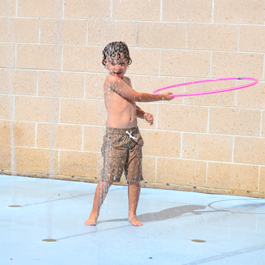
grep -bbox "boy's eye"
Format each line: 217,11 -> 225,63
110,62 -> 125,66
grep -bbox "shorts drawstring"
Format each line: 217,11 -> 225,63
126,130 -> 137,141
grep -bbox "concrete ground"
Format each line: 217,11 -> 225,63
1,174 -> 265,265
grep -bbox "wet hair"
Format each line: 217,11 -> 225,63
102,41 -> 132,66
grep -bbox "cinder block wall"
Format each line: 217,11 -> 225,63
1,0 -> 265,198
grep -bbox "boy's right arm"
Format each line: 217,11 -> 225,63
107,75 -> 173,102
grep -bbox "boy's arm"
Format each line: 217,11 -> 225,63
136,105 -> 145,119
108,75 -> 172,102
136,105 -> 154,126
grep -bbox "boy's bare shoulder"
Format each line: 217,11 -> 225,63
122,76 -> 132,86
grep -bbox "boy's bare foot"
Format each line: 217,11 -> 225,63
85,212 -> 98,226
128,216 -> 143,226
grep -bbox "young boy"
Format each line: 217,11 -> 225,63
85,41 -> 173,226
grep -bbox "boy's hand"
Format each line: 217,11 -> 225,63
144,113 -> 153,126
161,92 -> 173,100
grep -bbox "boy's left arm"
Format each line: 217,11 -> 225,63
125,78 -> 154,125
136,105 -> 153,126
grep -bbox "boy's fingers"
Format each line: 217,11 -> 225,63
144,113 -> 153,125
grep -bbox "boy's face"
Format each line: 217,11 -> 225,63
105,53 -> 128,78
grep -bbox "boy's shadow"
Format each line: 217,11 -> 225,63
97,205 -> 206,224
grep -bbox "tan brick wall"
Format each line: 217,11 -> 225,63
41,19 -> 87,45
214,0 -> 265,24
1,0 -> 265,198
0,18 -> 39,43
0,43 -> 15,67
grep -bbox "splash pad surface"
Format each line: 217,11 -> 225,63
1,174 -> 265,265
153,77 -> 258,97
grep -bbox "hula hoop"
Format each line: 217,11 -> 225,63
152,77 -> 258,97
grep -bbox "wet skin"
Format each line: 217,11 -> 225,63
85,53 -> 173,226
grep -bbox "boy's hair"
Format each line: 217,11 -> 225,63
102,41 -> 132,66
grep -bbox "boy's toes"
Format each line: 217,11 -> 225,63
128,217 -> 143,226
85,218 -> 97,226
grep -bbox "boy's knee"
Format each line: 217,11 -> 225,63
98,180 -> 113,187
128,181 -> 141,186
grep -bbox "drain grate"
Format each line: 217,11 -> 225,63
191,239 -> 206,243
42,239 -> 57,242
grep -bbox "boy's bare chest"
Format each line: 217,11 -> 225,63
104,89 -> 135,112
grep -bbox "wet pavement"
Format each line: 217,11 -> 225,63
1,174 -> 265,265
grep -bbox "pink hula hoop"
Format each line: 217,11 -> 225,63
152,77 -> 258,97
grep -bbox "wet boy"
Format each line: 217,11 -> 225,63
85,41 -> 172,226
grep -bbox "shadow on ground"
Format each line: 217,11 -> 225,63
98,205 -> 206,224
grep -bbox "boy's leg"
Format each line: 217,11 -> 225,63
128,181 -> 143,226
85,180 -> 113,226
126,129 -> 144,226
